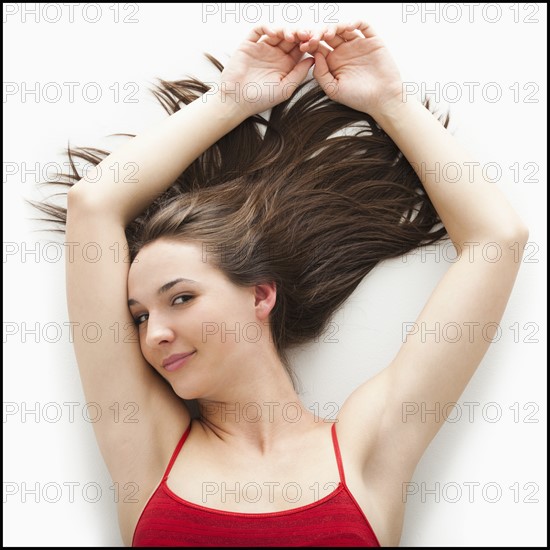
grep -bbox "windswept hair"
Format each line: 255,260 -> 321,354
30,54 -> 450,374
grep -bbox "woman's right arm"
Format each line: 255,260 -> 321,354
64,26 -> 313,543
65,92 -> 247,490
66,94 -> 249,541
69,24 -> 314,223
68,92 -> 246,223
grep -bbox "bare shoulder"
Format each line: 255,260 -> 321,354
334,369 -> 392,467
334,373 -> 411,547
116,415 -> 193,546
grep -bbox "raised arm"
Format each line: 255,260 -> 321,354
308,20 -> 528,488
64,26 -> 314,545
69,26 -> 314,222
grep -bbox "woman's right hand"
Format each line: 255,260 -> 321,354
213,25 -> 315,118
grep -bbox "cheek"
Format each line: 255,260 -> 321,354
199,302 -> 250,349
197,306 -> 225,347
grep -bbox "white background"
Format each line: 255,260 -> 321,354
3,2 -> 547,546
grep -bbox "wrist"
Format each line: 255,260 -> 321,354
368,95 -> 424,132
201,88 -> 250,126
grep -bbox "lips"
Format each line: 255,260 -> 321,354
162,352 -> 195,369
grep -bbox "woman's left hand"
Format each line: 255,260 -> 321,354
299,21 -> 404,119
217,26 -> 315,118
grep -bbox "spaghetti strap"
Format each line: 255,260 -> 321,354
330,422 -> 346,484
162,421 -> 192,482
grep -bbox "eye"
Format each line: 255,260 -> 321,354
132,295 -> 193,326
173,295 -> 193,306
133,313 -> 149,326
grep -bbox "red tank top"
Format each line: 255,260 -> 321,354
132,422 -> 381,547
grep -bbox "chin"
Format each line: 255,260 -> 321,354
171,381 -> 203,402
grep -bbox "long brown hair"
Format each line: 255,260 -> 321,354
30,54 -> 450,374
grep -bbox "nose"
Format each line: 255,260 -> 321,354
144,313 -> 176,348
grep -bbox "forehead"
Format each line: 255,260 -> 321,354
128,239 -> 207,288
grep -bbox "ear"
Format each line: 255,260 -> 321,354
253,281 -> 277,320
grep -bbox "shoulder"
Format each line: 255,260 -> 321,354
333,378 -> 411,547
117,418 -> 192,546
334,370 -> 392,467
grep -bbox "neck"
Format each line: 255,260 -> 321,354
195,353 -> 318,454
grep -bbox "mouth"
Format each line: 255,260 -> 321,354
162,351 -> 196,371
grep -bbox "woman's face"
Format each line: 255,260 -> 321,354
127,238 -> 267,399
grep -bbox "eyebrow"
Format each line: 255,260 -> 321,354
128,278 -> 198,307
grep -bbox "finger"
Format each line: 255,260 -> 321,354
259,27 -> 300,53
246,25 -> 276,43
299,39 -> 315,53
340,29 -> 363,41
300,29 -> 323,53
283,28 -> 298,42
260,34 -> 285,47
316,42 -> 332,58
323,33 -> 346,48
282,56 -> 315,97
274,28 -> 297,42
312,52 -> 338,98
348,20 -> 376,39
262,35 -> 299,53
330,22 -> 361,36
296,29 -> 312,42
324,21 -> 366,44
298,27 -> 326,54
279,38 -> 300,54
288,43 -> 306,64
280,27 -> 305,43
310,27 -> 328,45
322,27 -> 346,48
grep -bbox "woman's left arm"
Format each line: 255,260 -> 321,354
374,98 -> 528,246
359,90 -> 529,468
307,22 -> 529,472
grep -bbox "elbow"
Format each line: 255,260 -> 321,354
67,181 -> 123,226
462,223 -> 530,263
501,223 -> 530,248
67,180 -> 102,213
516,224 -> 530,246
492,223 -> 530,265
486,216 -> 529,249
67,180 -> 88,207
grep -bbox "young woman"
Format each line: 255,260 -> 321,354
33,22 -> 528,547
